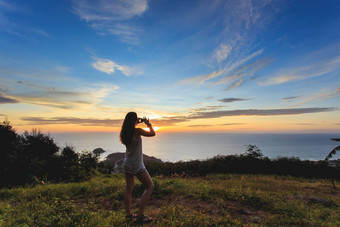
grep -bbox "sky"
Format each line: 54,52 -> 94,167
0,0 -> 340,133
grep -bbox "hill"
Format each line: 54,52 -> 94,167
0,173 -> 339,226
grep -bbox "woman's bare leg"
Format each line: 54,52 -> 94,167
124,172 -> 135,216
136,171 -> 154,216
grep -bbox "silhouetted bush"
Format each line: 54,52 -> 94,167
0,121 -> 99,188
146,145 -> 340,180
0,121 -> 22,187
79,151 -> 99,174
20,129 -> 60,182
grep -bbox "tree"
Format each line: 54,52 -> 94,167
80,151 -> 98,174
59,146 -> 80,181
325,138 -> 340,189
325,138 -> 340,161
0,121 -> 21,187
244,144 -> 264,159
20,129 -> 59,181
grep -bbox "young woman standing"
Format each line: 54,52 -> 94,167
119,112 -> 155,223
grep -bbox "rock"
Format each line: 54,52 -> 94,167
104,152 -> 163,173
93,148 -> 106,155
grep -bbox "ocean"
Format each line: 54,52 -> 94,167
50,132 -> 340,162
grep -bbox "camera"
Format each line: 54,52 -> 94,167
137,118 -> 144,124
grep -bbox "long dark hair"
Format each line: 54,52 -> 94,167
120,112 -> 137,146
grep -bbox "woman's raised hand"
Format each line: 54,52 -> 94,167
143,117 -> 151,126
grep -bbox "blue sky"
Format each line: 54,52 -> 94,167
0,0 -> 339,132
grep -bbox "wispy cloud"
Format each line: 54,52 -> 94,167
180,49 -> 265,88
214,44 -> 232,64
22,116 -> 122,127
282,96 -> 300,100
187,123 -> 244,128
152,116 -> 189,126
224,78 -> 244,91
178,0 -> 280,91
1,79 -> 119,110
259,49 -> 340,86
190,106 -> 225,112
179,69 -> 225,85
222,0 -> 277,31
92,57 -> 141,76
71,0 -> 148,44
0,92 -> 18,104
219,98 -> 250,103
0,0 -> 48,37
292,88 -> 340,107
0,0 -> 28,13
19,107 -> 337,128
189,107 -> 336,119
72,0 -> 148,21
151,107 -> 336,127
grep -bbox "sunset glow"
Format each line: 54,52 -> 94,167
0,0 -> 339,133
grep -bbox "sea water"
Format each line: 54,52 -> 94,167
50,132 -> 340,162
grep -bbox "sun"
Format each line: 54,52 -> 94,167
143,126 -> 160,132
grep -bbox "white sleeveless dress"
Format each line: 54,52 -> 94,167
123,135 -> 146,174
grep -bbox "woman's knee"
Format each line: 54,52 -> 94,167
148,181 -> 154,191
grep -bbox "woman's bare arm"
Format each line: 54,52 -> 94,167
136,118 -> 155,137
136,127 -> 155,137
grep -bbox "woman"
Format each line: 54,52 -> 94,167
120,112 -> 155,223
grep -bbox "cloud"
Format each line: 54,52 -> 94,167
151,116 -> 189,126
148,107 -> 336,127
292,88 -> 340,107
190,106 -> 225,112
0,92 -> 18,104
0,1 -> 48,37
179,69 -> 225,85
92,57 -> 140,76
187,123 -> 244,128
72,0 -> 148,21
72,0 -> 148,44
295,123 -> 317,126
0,84 -> 13,92
180,49 -> 265,87
214,44 -> 232,64
224,78 -> 244,91
1,80 -> 119,110
219,98 -> 250,103
213,58 -> 270,86
22,117 -> 123,127
189,107 -> 336,119
282,96 -> 300,100
259,50 -> 340,86
178,0 -> 279,88
0,0 -> 16,11
0,0 -> 29,13
223,0 -> 277,31
90,22 -> 142,44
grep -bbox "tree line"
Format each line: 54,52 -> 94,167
146,145 -> 340,180
2,120 -> 339,188
0,121 -> 98,188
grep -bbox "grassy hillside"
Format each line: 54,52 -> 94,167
0,173 -> 339,226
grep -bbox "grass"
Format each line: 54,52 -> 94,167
0,173 -> 339,226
